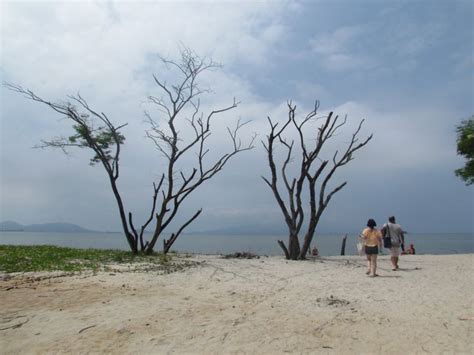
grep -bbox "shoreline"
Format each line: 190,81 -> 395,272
1,231 -> 473,257
1,254 -> 473,353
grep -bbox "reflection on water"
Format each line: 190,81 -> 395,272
0,231 -> 472,256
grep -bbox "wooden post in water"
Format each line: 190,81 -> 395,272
340,234 -> 347,255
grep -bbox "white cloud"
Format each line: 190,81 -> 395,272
330,100 -> 458,171
1,1 -> 292,94
308,17 -> 448,73
309,25 -> 377,72
310,25 -> 366,55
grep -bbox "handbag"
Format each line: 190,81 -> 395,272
357,236 -> 365,256
383,223 -> 392,249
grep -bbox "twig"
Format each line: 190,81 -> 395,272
313,313 -> 340,333
78,324 -> 97,334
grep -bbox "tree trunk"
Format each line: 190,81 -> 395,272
277,240 -> 290,259
144,221 -> 162,255
299,232 -> 312,259
163,234 -> 179,254
288,234 -> 301,260
109,177 -> 138,254
298,217 -> 318,259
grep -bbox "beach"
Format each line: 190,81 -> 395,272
1,254 -> 473,354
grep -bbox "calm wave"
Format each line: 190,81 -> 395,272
0,231 -> 472,255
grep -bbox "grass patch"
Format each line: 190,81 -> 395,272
0,245 -> 174,273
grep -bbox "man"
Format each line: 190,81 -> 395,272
382,216 -> 405,271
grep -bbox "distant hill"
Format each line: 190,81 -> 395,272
0,221 -> 94,233
0,221 -> 24,231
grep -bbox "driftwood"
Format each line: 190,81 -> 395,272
340,234 -> 347,255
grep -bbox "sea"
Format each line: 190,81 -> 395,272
0,231 -> 472,256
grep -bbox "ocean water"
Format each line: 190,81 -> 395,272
0,231 -> 472,256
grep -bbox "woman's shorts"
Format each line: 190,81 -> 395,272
390,246 -> 401,257
365,246 -> 378,255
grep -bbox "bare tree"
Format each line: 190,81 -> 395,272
137,48 -> 255,254
5,48 -> 254,255
262,101 -> 372,260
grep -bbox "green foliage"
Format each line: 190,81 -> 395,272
68,119 -> 125,166
0,245 -> 169,273
455,117 -> 474,185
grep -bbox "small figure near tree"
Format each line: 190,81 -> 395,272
402,243 -> 416,255
455,117 -> 474,185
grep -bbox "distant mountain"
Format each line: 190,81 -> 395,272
0,221 -> 24,231
0,221 -> 94,233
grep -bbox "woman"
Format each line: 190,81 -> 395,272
362,218 -> 382,277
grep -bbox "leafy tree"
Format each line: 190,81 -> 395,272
455,117 -> 474,185
3,86 -> 136,251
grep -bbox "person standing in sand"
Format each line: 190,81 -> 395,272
361,219 -> 382,277
382,216 -> 405,271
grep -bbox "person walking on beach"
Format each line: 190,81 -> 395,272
382,216 -> 405,271
361,219 -> 382,277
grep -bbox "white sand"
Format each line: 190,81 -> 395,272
1,254 -> 473,354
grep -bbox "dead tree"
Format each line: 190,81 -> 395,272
5,49 -> 254,255
262,101 -> 372,260
137,48 -> 255,254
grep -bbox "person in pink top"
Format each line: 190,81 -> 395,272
361,218 -> 382,277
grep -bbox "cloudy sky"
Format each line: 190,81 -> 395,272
1,0 -> 472,236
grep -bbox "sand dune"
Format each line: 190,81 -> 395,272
1,254 -> 473,354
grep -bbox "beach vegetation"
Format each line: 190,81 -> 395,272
455,117 -> 474,185
0,245 -> 192,273
262,101 -> 372,260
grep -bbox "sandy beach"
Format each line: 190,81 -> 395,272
1,254 -> 473,354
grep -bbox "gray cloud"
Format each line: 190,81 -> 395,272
1,1 -> 472,236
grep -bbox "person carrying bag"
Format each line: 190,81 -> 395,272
382,216 -> 405,271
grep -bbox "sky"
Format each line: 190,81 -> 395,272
1,0 -> 473,236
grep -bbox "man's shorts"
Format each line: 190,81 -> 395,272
390,246 -> 401,257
